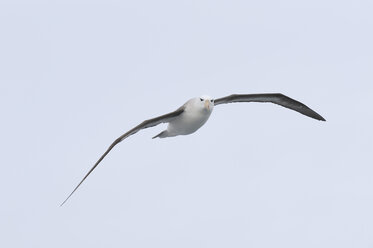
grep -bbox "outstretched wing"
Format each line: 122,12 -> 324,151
214,93 -> 325,121
61,106 -> 185,206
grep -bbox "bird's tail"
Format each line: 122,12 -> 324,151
152,130 -> 168,139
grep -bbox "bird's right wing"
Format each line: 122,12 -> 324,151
61,105 -> 185,206
214,93 -> 325,121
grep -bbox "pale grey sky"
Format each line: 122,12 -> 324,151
1,0 -> 372,247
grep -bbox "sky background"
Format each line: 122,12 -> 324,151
1,0 -> 372,247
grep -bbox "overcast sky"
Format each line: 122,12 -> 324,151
1,0 -> 372,247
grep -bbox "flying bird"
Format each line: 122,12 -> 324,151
61,93 -> 325,206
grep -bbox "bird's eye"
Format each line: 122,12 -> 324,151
200,98 -> 203,101
211,99 -> 214,102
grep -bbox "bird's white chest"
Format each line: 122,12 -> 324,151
167,108 -> 212,136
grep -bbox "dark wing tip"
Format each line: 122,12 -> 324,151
60,196 -> 70,207
306,110 -> 326,121
315,115 -> 326,121
278,94 -> 326,122
304,108 -> 326,121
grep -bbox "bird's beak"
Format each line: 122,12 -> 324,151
205,99 -> 210,110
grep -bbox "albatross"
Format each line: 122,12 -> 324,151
61,93 -> 325,206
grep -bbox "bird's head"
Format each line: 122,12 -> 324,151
196,95 -> 214,111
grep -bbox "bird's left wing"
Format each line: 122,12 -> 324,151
214,93 -> 325,121
60,106 -> 185,206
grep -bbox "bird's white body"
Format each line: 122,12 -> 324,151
156,96 -> 214,138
